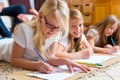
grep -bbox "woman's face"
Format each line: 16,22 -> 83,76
104,23 -> 118,37
40,12 -> 63,38
69,18 -> 83,38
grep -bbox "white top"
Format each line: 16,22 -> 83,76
86,28 -> 99,45
0,23 -> 60,62
59,33 -> 86,48
0,38 -> 13,62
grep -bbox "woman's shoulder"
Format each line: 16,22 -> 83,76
16,23 -> 34,32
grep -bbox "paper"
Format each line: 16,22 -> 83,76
112,50 -> 120,55
26,65 -> 82,80
73,55 -> 115,64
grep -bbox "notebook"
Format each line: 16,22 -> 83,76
26,65 -> 82,80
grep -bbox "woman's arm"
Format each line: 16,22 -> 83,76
11,42 -> 54,73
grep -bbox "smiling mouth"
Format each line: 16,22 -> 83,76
74,32 -> 81,35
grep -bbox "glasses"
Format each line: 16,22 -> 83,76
44,17 -> 63,31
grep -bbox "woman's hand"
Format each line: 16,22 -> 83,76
37,61 -> 55,74
65,59 -> 90,73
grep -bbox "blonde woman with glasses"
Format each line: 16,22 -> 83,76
0,0 -> 90,73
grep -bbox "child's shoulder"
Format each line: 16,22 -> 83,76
86,28 -> 98,36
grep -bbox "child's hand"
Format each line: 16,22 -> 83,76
65,59 -> 90,73
104,44 -> 112,48
38,62 -> 54,74
78,49 -> 93,59
111,46 -> 120,53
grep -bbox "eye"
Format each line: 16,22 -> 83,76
79,24 -> 82,27
46,22 -> 55,29
71,25 -> 77,28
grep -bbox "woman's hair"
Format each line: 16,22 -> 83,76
86,15 -> 120,47
31,0 -> 69,54
67,9 -> 84,52
112,20 -> 120,46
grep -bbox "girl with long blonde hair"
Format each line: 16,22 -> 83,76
56,9 -> 93,60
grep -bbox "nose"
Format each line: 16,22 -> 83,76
76,26 -> 82,32
50,28 -> 58,34
109,29 -> 114,36
110,29 -> 114,34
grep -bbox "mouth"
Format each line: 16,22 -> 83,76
73,32 -> 81,35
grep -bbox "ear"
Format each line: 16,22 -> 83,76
38,11 -> 43,19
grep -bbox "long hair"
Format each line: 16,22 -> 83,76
112,21 -> 120,46
31,0 -> 69,55
86,15 -> 120,47
15,0 -> 69,56
67,9 -> 84,52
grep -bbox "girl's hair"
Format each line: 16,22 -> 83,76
112,20 -> 120,46
32,0 -> 69,54
87,15 -> 120,47
67,9 -> 84,52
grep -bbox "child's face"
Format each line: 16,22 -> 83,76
40,12 -> 63,38
104,23 -> 118,37
69,18 -> 83,38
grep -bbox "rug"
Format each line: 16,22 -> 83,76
1,61 -> 120,80
0,61 -> 23,80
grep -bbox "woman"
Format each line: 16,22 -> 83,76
56,9 -> 93,60
85,15 -> 120,54
0,0 -> 90,74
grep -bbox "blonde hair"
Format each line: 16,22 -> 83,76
30,0 -> 69,54
16,0 -> 69,56
88,15 -> 120,47
67,9 -> 84,52
29,0 -> 69,53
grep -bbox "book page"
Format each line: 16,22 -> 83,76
73,55 -> 115,64
26,65 -> 82,80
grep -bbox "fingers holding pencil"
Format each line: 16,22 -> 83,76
37,61 -> 55,74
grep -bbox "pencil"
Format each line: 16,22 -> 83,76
110,37 -> 115,46
76,61 -> 102,67
34,48 -> 47,63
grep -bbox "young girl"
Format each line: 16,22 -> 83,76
85,15 -> 120,54
56,9 -> 93,60
0,0 -> 90,73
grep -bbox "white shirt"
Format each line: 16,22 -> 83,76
86,28 -> 99,45
0,38 -> 13,62
0,23 -> 60,62
13,23 -> 60,61
59,33 -> 86,48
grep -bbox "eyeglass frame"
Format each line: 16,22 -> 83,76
44,17 -> 63,31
